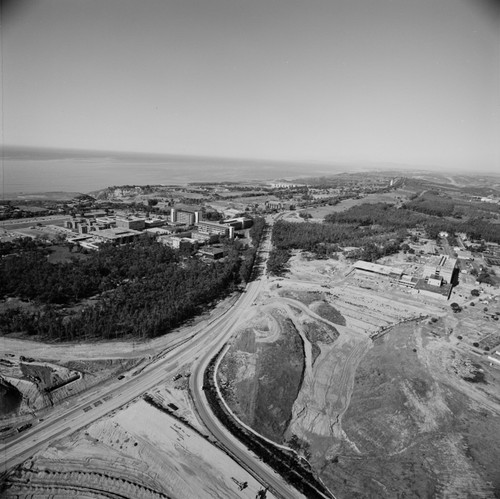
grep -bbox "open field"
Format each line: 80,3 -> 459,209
306,190 -> 409,220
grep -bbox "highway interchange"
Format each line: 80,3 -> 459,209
1,216 -> 307,498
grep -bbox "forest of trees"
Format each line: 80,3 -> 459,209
403,191 -> 500,219
266,202 -> 500,275
0,218 -> 266,341
325,202 -> 500,244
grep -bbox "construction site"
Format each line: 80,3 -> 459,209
218,243 -> 500,498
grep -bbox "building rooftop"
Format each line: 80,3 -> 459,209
415,278 -> 452,297
437,255 -> 457,271
353,260 -> 404,276
96,228 -> 142,240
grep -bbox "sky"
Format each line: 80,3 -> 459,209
1,0 -> 499,171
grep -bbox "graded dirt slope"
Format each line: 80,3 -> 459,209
218,307 -> 305,443
2,398 -> 273,499
320,321 -> 500,498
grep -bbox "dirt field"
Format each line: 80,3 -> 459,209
2,398 -> 274,499
323,320 -> 500,498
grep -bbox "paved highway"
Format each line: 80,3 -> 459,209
1,215 -> 306,497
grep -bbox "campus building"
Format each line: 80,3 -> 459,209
196,220 -> 234,238
94,227 -> 142,244
115,217 -> 146,231
423,255 -> 457,285
170,208 -> 200,225
352,261 -> 404,280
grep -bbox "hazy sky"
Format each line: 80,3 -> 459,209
2,0 -> 499,170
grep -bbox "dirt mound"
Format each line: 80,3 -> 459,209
302,320 -> 339,366
311,301 -> 346,326
218,308 -> 305,443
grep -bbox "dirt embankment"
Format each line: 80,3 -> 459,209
1,357 -> 140,425
2,399 -> 268,499
218,307 -> 305,443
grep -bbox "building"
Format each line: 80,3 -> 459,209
94,227 -> 142,244
190,231 -> 218,244
176,210 -> 196,225
223,217 -> 253,230
158,236 -> 196,252
413,278 -> 453,300
353,261 -> 404,280
270,183 -> 304,189
144,217 -> 168,228
170,207 -> 200,225
196,220 -> 234,238
198,246 -> 226,260
423,255 -> 456,284
115,217 -> 146,231
145,227 -> 171,236
265,200 -> 283,210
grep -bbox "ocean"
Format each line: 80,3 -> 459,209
1,151 -> 348,196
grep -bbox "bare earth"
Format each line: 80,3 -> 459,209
220,251 -> 500,498
3,398 -> 273,499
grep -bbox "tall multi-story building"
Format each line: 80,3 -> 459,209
170,207 -> 200,225
176,211 -> 195,225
